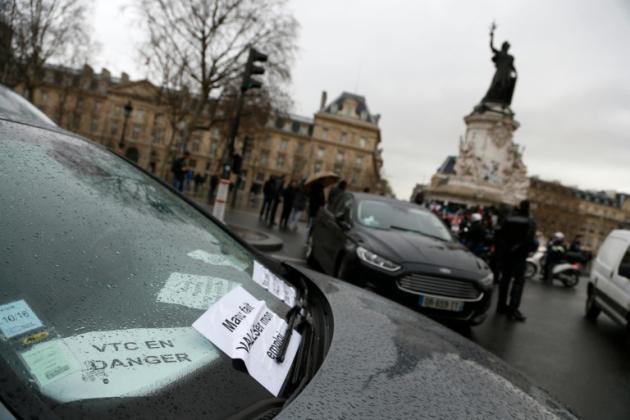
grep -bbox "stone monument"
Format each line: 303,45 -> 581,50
426,23 -> 529,206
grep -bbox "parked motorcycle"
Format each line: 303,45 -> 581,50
524,246 -> 545,280
548,260 -> 582,288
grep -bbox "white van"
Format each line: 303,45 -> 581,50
586,230 -> 630,328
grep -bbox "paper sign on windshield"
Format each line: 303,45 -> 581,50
0,300 -> 44,338
22,327 -> 219,403
192,286 -> 301,396
157,272 -> 239,310
252,261 -> 297,307
188,249 -> 249,271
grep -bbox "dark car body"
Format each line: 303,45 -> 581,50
0,89 -> 574,419
308,193 -> 493,324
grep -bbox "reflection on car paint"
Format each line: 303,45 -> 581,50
187,249 -> 249,271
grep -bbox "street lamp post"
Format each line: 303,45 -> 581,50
118,101 -> 133,150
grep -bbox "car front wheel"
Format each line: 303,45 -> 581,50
585,290 -> 600,321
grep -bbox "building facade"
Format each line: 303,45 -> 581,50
528,177 -> 630,251
18,66 -> 390,201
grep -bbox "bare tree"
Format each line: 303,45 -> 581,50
1,0 -> 91,101
138,0 -> 298,160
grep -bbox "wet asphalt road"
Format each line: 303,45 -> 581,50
218,207 -> 630,420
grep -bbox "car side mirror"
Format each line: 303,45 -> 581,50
618,263 -> 630,280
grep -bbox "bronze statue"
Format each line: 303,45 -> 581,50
482,22 -> 517,108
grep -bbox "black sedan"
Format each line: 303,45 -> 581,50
0,86 -> 573,419
307,192 -> 494,325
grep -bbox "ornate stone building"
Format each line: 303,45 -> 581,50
16,65 -> 390,199
528,177 -> 630,251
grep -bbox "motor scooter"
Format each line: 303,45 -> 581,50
524,246 -> 545,280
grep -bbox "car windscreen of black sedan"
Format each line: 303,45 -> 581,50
0,114 -> 331,418
307,193 -> 494,324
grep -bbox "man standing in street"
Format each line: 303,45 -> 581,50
171,151 -> 190,192
208,174 -> 219,204
280,179 -> 296,229
260,176 -> 275,219
268,176 -> 285,227
495,200 -> 537,322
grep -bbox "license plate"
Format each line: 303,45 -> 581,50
418,295 -> 464,312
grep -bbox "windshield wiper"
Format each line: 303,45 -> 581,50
276,265 -> 310,363
389,225 -> 448,242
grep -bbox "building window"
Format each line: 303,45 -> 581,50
40,90 -> 48,104
94,102 -> 102,113
152,131 -> 162,144
356,155 -> 364,167
90,117 -> 99,132
317,147 -> 325,159
314,162 -> 322,173
276,154 -> 285,168
135,110 -> 145,122
340,132 -> 347,143
210,142 -> 218,157
110,120 -> 118,135
211,127 -> 221,139
260,151 -> 269,166
359,137 -> 367,148
336,150 -> 344,163
191,138 -> 201,152
297,142 -> 305,154
132,124 -> 142,140
321,128 -> 329,140
300,125 -> 309,135
280,138 -> 289,151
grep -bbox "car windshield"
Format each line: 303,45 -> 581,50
357,199 -> 453,242
0,122 -> 299,418
0,85 -> 56,127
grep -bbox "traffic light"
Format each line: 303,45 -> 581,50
241,47 -> 268,92
231,153 -> 243,175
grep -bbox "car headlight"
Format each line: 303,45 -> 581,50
479,272 -> 494,288
356,246 -> 401,272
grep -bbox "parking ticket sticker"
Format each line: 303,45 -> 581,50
157,273 -> 239,310
187,249 -> 249,271
21,340 -> 78,386
252,261 -> 297,307
25,327 -> 219,403
192,286 -> 301,396
0,300 -> 44,338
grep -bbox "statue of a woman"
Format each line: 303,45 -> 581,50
482,23 -> 517,108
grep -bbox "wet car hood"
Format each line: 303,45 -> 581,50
354,226 -> 483,273
279,265 -> 575,419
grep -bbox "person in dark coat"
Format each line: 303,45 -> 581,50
495,200 -> 537,322
280,179 -> 297,229
208,174 -> 219,204
171,151 -> 190,192
308,179 -> 326,227
288,180 -> 307,230
260,176 -> 275,219
328,180 -> 347,205
267,176 -> 285,226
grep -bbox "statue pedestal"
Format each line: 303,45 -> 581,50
427,104 -> 529,206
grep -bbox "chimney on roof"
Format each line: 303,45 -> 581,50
121,72 -> 129,83
320,91 -> 327,111
100,68 -> 111,80
373,114 -> 381,125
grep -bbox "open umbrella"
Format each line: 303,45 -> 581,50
304,171 -> 340,188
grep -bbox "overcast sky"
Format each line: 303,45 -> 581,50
91,0 -> 630,198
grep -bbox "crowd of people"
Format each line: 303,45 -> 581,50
426,199 -> 590,323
